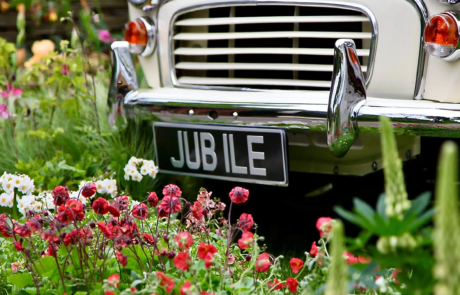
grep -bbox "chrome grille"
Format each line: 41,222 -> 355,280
172,4 -> 375,91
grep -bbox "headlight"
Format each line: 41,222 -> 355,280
424,11 -> 460,61
124,17 -> 156,57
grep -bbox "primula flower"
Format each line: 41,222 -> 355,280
0,103 -> 10,119
204,252 -> 214,269
290,257 -> 304,274
316,217 -> 334,237
147,192 -> 159,207
14,224 -> 32,237
180,281 -> 192,295
175,231 -> 194,250
286,277 -> 299,293
310,241 -> 318,257
52,186 -> 69,206
238,213 -> 254,232
81,182 -> 97,198
159,196 -> 182,215
238,231 -> 254,250
229,187 -> 249,204
41,230 -> 58,243
267,278 -> 285,290
163,184 -> 182,198
197,243 -> 217,260
132,203 -> 149,220
143,233 -> 156,245
157,272 -> 175,293
191,201 -> 203,220
92,198 -> 109,214
116,251 -> 127,267
14,241 -> 24,252
107,273 -> 120,288
174,251 -> 191,271
255,252 -> 271,272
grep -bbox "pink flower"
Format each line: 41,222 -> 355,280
1,83 -> 22,99
97,30 -> 113,44
0,103 -> 9,119
229,187 -> 249,204
11,263 -> 19,273
316,217 -> 333,237
289,257 -> 304,274
255,252 -> 271,272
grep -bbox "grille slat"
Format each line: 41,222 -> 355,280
172,5 -> 374,91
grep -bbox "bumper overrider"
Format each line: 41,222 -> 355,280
109,41 -> 460,159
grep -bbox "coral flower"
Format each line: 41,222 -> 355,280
255,252 -> 271,272
204,252 -> 214,269
238,213 -> 254,232
147,192 -> 159,207
82,182 -> 97,198
46,244 -> 57,257
175,231 -> 194,250
163,184 -> 182,198
238,231 -> 254,250
132,203 -> 149,220
107,273 -> 120,288
64,230 -> 84,246
157,272 -> 175,293
180,281 -> 192,295
14,241 -> 24,252
310,241 -> 318,257
191,201 -> 203,220
25,219 -> 42,233
316,217 -> 333,237
159,196 -> 182,215
290,257 -> 304,274
116,251 -> 127,267
41,229 -> 59,242
286,277 -> 299,293
97,222 -> 114,239
14,224 -> 32,237
229,187 -> 249,204
52,186 -> 69,206
92,198 -> 109,214
107,205 -> 120,217
197,243 -> 217,260
174,251 -> 191,271
143,233 -> 155,245
267,278 -> 285,290
65,199 -> 85,221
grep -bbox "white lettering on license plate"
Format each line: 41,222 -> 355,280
170,131 -> 267,176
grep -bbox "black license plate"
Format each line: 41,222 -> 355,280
153,123 -> 288,186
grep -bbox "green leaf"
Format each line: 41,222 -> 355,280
74,292 -> 88,295
7,272 -> 34,288
376,193 -> 387,218
408,208 -> 435,232
334,207 -> 371,230
353,198 -> 376,226
404,192 -> 431,218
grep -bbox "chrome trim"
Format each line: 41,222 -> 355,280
436,0 -> 460,4
167,0 -> 378,92
327,39 -> 366,158
137,17 -> 157,57
129,0 -> 150,7
153,122 -> 289,186
108,41 -> 139,129
406,0 -> 429,100
426,11 -> 460,62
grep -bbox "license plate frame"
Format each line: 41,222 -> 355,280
153,122 -> 289,186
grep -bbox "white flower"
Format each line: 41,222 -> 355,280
149,165 -> 159,179
130,200 -> 140,210
376,276 -> 387,293
0,193 -> 13,207
132,172 -> 143,182
2,178 -> 14,194
12,175 -> 23,188
128,156 -> 140,166
18,176 -> 34,195
0,172 -> 7,182
17,195 -> 36,215
33,201 -> 43,212
95,180 -> 107,194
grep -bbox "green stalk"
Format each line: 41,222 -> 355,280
324,220 -> 348,295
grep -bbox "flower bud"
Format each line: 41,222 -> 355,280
89,221 -> 96,228
24,249 -> 30,256
185,201 -> 191,209
167,250 -> 176,260
163,234 -> 169,243
44,211 -> 49,216
66,275 -> 72,280
245,255 -> 252,262
60,232 -> 67,239
19,238 -> 23,243
111,219 -> 118,226
202,209 -> 209,215
132,238 -> 139,245
40,250 -> 45,255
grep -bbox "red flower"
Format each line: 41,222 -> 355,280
114,195 -> 130,211
201,292 -> 215,295
97,222 -> 114,239
157,272 -> 175,293
238,231 -> 254,250
104,292 -> 114,295
191,201 -> 203,220
14,224 -> 32,237
290,257 -> 304,274
163,184 -> 182,198
175,231 -> 194,250
238,213 -> 254,232
52,186 -> 69,206
286,277 -> 299,293
25,219 -> 42,233
204,252 -> 214,269
14,241 -> 24,252
267,278 -> 285,290
392,269 -> 400,284
343,251 -> 369,265
108,205 -> 120,217
147,192 -> 159,207
229,187 -> 249,204
64,230 -> 84,246
310,242 -> 318,257
197,243 -> 217,260
46,244 -> 57,257
255,252 -> 271,272
65,199 -> 85,221
174,251 -> 191,271
159,196 -> 182,215
180,281 -> 192,295
92,198 -> 109,215
107,273 -> 120,288
143,233 -> 156,245
41,229 -> 59,242
316,217 -> 333,237
82,182 -> 97,198
132,203 -> 149,220
116,251 -> 127,267
0,215 -> 11,237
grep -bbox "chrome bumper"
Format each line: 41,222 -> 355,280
109,41 -> 460,157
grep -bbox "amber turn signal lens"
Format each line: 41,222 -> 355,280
125,19 -> 149,54
424,13 -> 459,59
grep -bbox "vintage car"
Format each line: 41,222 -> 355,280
109,0 -> 460,187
